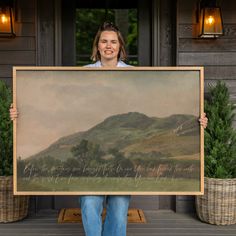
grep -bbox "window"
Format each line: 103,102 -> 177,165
76,8 -> 138,66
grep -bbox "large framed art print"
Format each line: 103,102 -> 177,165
13,67 -> 204,195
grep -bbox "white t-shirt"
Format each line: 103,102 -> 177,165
85,60 -> 131,67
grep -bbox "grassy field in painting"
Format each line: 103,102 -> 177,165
17,177 -> 200,192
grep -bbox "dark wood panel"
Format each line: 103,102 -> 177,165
177,0 -> 196,15
178,24 -> 236,39
221,0 -> 236,11
54,196 -> 79,210
54,196 -> 160,211
0,37 -> 35,50
15,23 -> 35,37
36,196 -> 55,210
160,0 -> 176,66
62,0 -> 76,65
37,0 -> 55,65
158,196 -> 175,210
203,66 -> 236,80
129,196 -> 159,210
178,24 -> 199,39
221,2 -> 236,23
17,0 -> 36,9
178,52 -> 236,65
177,0 -> 198,24
0,65 -> 13,77
16,0 -> 35,23
0,51 -> 35,64
178,38 -> 236,52
138,0 -> 151,66
17,8 -> 36,23
176,196 -> 195,213
28,196 -> 37,214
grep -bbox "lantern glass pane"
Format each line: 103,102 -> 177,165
0,7 -> 12,33
203,7 -> 223,35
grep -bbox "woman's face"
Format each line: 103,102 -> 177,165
98,31 -> 120,61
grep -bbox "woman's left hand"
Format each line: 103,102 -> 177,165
199,112 -> 208,129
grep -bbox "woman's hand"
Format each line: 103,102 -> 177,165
9,104 -> 18,120
199,112 -> 208,129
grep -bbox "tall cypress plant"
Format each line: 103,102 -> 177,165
204,81 -> 236,178
0,80 -> 13,176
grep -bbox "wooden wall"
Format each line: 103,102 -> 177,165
177,0 -> 236,103
0,0 -> 36,86
176,0 -> 236,212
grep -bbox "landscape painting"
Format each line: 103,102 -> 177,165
13,67 -> 204,195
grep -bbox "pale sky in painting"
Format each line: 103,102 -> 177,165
16,70 -> 200,158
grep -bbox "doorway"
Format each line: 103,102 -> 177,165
62,0 -> 153,66
57,0 -> 175,211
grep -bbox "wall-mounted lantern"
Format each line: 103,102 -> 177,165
198,0 -> 223,38
0,0 -> 15,37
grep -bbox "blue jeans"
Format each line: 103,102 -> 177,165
80,195 -> 131,236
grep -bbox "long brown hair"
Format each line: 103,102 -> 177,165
91,22 -> 127,62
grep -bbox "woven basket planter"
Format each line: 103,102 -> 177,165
196,177 -> 236,225
0,176 -> 29,223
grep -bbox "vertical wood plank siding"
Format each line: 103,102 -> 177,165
36,0 -> 55,65
159,0 -> 176,66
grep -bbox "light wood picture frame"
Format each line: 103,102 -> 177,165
13,67 -> 204,195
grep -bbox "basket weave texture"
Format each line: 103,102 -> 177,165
196,177 -> 236,225
0,176 -> 29,223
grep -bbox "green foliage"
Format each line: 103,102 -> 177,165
204,81 -> 236,178
0,80 -> 13,176
71,139 -> 104,165
108,148 -> 135,177
76,9 -> 115,57
71,139 -> 89,165
70,140 -> 135,177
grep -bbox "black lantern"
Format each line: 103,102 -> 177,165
0,0 -> 15,37
198,0 -> 223,38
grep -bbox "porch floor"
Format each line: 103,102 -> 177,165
0,210 -> 236,236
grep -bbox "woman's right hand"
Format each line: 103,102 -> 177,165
9,104 -> 18,120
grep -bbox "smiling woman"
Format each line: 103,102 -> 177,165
75,9 -> 138,66
90,22 -> 127,67
78,22 -> 132,236
98,31 -> 120,64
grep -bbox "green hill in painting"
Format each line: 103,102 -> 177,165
27,112 -> 199,161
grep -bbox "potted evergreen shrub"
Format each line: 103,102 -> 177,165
196,81 -> 236,225
0,80 -> 29,223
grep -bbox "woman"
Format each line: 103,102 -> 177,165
79,22 -> 132,236
10,22 -> 208,236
